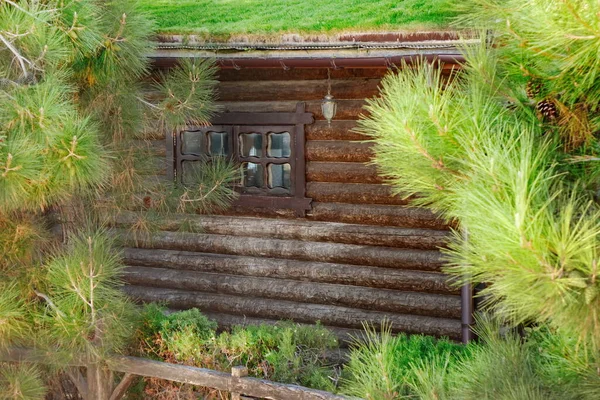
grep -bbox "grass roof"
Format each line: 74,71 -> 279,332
140,0 -> 457,38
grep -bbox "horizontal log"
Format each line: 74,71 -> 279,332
139,175 -> 171,190
108,355 -> 346,400
307,182 -> 409,205
219,206 -> 299,219
137,155 -> 168,176
309,202 -> 449,230
217,100 -> 368,120
122,248 -> 457,294
306,100 -> 368,120
212,111 -> 313,125
123,286 -> 462,339
135,123 -> 168,140
217,79 -> 381,101
115,211 -> 448,249
115,229 -> 446,271
306,162 -> 383,184
3,348 -> 347,399
306,141 -> 373,162
218,68 -> 391,81
123,266 -> 461,318
306,120 -> 366,141
216,66 -> 458,82
132,139 -> 166,157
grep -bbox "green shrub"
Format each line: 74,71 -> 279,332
215,322 -> 338,390
341,317 -> 600,400
340,322 -> 471,399
409,316 -> 600,400
137,304 -> 217,365
446,317 -> 555,400
526,325 -> 600,400
136,305 -> 339,394
0,364 -> 46,400
407,353 -> 456,400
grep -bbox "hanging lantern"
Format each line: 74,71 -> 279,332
321,94 -> 337,126
321,68 -> 337,126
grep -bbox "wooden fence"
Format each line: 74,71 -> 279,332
2,348 -> 348,400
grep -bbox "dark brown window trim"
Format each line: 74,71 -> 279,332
167,102 -> 313,217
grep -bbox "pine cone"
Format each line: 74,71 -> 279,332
526,79 -> 544,99
537,99 -> 558,120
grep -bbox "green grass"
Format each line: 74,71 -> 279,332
139,0 -> 457,37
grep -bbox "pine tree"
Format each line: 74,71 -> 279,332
359,0 -> 600,352
0,1 -> 230,398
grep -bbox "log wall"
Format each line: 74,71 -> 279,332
123,65 -> 462,341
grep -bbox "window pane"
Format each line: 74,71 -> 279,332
241,162 -> 264,188
181,160 -> 203,185
239,133 -> 262,157
268,163 -> 291,190
267,132 -> 291,158
208,131 -> 229,156
182,130 -> 205,155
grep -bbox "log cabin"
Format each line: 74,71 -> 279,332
117,31 -> 476,343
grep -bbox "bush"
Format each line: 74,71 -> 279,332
137,304 -> 217,365
446,317 -> 555,400
442,316 -> 600,400
341,317 -> 600,400
215,322 -> 338,391
135,305 -> 339,398
340,322 -> 472,399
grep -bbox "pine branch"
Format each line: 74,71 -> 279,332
34,290 -> 66,318
0,33 -> 32,78
1,0 -> 55,23
404,122 -> 463,178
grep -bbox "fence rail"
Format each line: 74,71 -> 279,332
2,348 -> 349,400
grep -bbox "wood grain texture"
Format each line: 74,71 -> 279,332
306,162 -> 383,183
115,229 -> 446,271
217,79 -> 381,101
125,286 -> 461,339
123,248 -> 457,294
305,120 -> 366,141
123,266 -> 461,318
309,202 -> 449,229
216,100 -> 368,120
114,211 -> 448,249
306,140 -> 373,162
307,182 -> 409,205
218,68 -> 391,81
108,355 -> 347,400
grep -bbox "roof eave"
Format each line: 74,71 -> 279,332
151,43 -> 472,69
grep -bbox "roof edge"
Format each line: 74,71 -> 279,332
155,30 -> 476,46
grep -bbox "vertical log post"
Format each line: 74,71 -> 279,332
461,283 -> 474,343
231,366 -> 249,400
461,227 -> 475,343
86,318 -> 112,400
87,363 -> 111,400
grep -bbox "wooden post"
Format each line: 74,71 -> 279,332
231,366 -> 249,400
87,363 -> 111,400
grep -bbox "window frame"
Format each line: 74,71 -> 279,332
167,102 -> 313,216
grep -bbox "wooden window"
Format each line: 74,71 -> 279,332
168,102 -> 313,216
